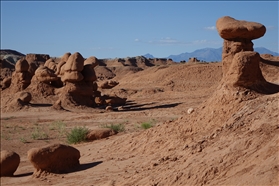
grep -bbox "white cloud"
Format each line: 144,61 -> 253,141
134,38 -> 140,42
204,26 -> 216,30
147,37 -> 187,45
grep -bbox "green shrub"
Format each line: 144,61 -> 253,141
102,123 -> 125,133
141,122 -> 153,129
66,126 -> 89,144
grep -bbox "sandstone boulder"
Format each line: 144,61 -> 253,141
216,16 -> 266,40
17,91 -> 32,103
64,52 -> 84,72
15,58 -> 29,72
86,128 -> 116,141
27,143 -> 80,174
34,66 -> 59,83
84,56 -> 99,68
0,150 -> 20,177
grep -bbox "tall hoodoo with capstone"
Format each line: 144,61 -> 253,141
216,16 -> 272,92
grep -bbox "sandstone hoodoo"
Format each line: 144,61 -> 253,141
0,150 -> 20,177
9,58 -> 32,92
216,16 -> 278,94
216,16 -> 266,75
27,143 -> 80,175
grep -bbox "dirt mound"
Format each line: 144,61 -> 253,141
83,16 -> 278,185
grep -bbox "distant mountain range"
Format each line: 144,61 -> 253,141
143,47 -> 279,62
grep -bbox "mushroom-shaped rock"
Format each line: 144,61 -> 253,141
84,56 -> 99,68
34,66 -> 59,83
216,16 -> 266,40
15,58 -> 29,72
86,128 -> 116,141
64,52 -> 84,72
0,150 -> 20,177
27,143 -> 80,174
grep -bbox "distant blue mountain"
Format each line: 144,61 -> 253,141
167,47 -> 222,62
254,47 -> 279,56
146,47 -> 279,62
143,53 -> 155,59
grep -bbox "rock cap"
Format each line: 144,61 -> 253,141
216,16 -> 266,40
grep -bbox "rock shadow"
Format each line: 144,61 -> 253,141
13,172 -> 33,177
260,57 -> 279,67
62,161 -> 103,174
117,102 -> 182,112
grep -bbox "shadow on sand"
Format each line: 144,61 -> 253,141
13,161 -> 103,177
116,102 -> 182,112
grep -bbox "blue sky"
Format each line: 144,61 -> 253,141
1,1 -> 278,59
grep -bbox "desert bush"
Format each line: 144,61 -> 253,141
102,123 -> 125,132
141,122 -> 153,129
66,126 -> 89,144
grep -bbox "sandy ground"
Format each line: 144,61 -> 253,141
1,61 -> 279,186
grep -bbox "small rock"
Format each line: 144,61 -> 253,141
187,108 -> 194,114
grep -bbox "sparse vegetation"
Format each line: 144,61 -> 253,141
140,122 -> 153,129
66,126 -> 89,144
101,123 -> 125,133
49,120 -> 67,138
31,126 -> 49,140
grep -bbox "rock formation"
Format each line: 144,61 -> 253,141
216,16 -> 278,94
8,58 -> 32,92
27,143 -> 80,175
0,150 -> 20,177
216,16 -> 266,75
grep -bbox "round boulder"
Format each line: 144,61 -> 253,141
17,92 -> 32,103
27,143 -> 80,174
0,150 -> 20,177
